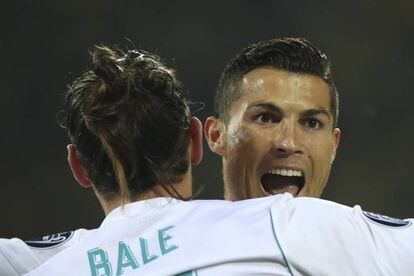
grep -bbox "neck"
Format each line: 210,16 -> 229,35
96,169 -> 193,215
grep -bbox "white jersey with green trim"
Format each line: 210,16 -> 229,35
26,194 -> 414,276
0,228 -> 93,275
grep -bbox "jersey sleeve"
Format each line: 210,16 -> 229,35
0,238 -> 41,275
269,196 -> 414,275
0,228 -> 91,275
24,229 -> 91,263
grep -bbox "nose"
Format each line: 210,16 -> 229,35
272,120 -> 303,158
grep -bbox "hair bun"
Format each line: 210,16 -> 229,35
91,46 -> 121,83
142,69 -> 174,93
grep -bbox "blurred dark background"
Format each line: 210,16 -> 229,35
1,0 -> 413,239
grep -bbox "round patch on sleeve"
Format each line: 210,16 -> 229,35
363,211 -> 411,227
25,231 -> 74,249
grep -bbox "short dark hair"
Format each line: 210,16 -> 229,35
215,37 -> 339,128
61,45 -> 191,202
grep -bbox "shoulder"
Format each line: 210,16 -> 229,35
25,229 -> 92,255
0,237 -> 40,275
269,196 -> 414,275
270,195 -> 414,238
0,228 -> 91,275
274,195 -> 413,231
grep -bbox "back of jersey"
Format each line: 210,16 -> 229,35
25,194 -> 414,275
26,196 -> 293,275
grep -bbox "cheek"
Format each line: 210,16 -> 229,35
309,138 -> 335,167
226,127 -> 258,162
227,125 -> 253,149
228,127 -> 272,163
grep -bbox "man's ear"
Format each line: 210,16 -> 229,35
189,117 -> 203,165
331,128 -> 341,162
204,116 -> 227,157
67,144 -> 92,188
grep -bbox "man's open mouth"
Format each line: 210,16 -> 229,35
260,169 -> 305,196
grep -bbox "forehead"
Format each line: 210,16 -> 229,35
229,68 -> 331,116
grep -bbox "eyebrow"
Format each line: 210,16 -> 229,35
247,102 -> 331,119
300,108 -> 331,119
247,103 -> 283,114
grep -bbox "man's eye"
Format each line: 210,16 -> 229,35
305,119 -> 322,129
257,113 -> 272,123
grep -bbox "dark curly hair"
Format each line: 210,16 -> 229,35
61,45 -> 191,202
216,37 -> 339,128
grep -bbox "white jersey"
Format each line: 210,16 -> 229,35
0,228 -> 93,275
26,194 -> 414,275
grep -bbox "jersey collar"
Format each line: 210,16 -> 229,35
102,197 -> 182,226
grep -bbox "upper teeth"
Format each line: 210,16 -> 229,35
269,169 -> 303,177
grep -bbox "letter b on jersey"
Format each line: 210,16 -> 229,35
88,248 -> 113,276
